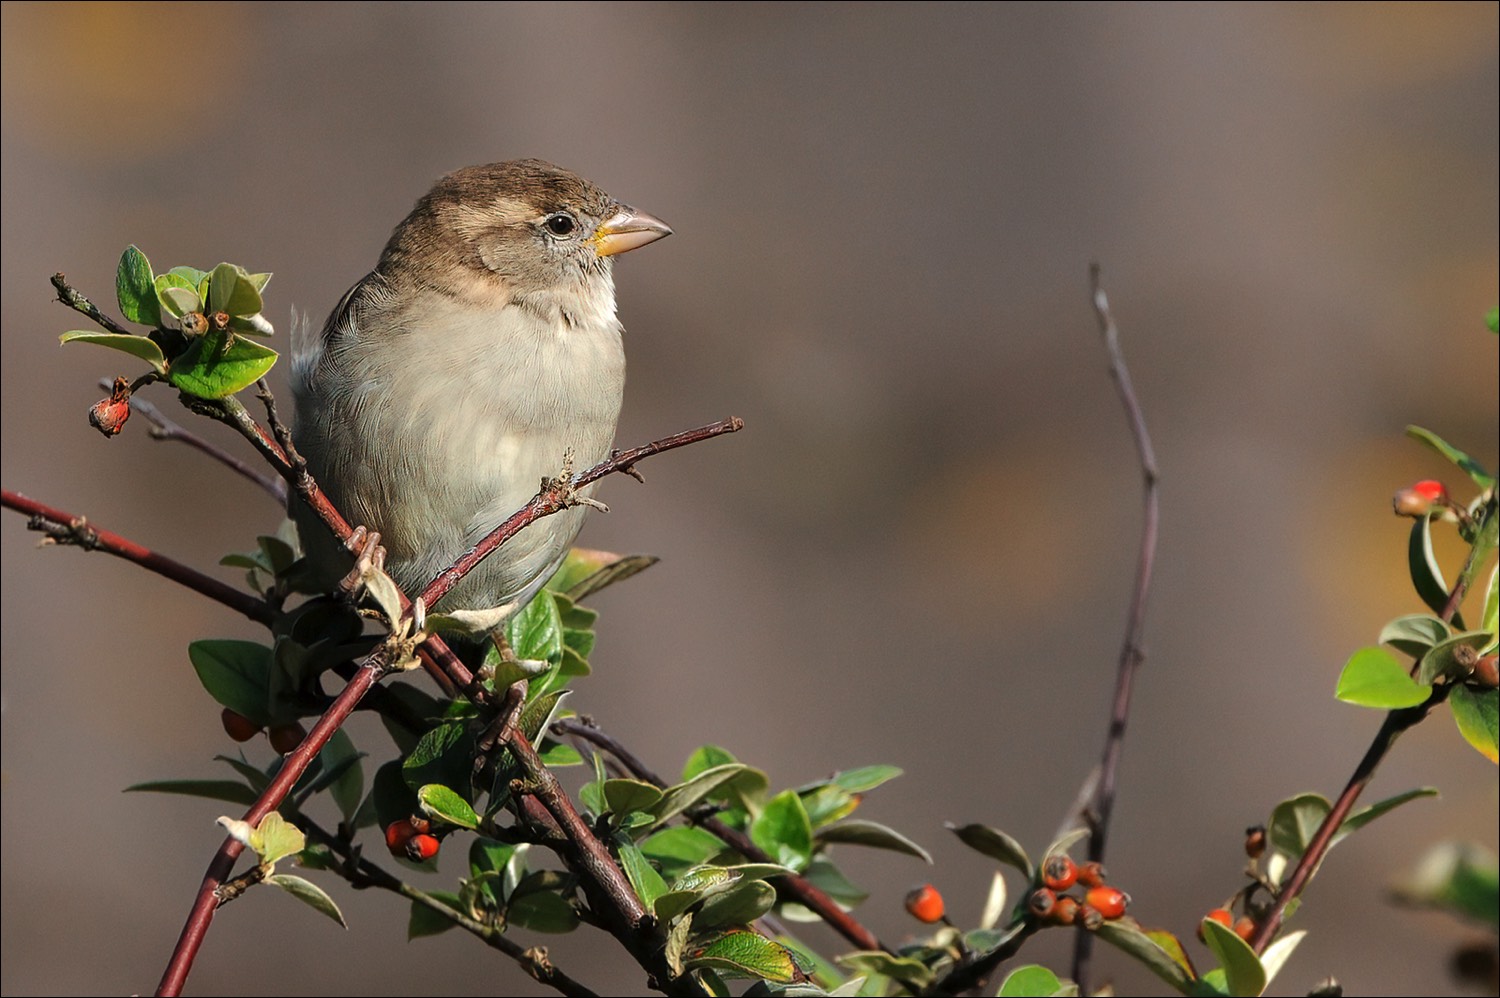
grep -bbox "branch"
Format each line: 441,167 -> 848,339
2,490 -> 273,626
1071,266 -> 1160,988
1248,494 -> 1495,952
155,416 -> 744,996
555,718 -> 893,956
98,380 -> 286,504
52,271 -> 132,335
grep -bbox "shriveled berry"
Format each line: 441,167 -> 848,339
1244,825 -> 1267,860
408,816 -> 433,835
1198,907 -> 1234,943
385,820 -> 417,857
904,883 -> 946,923
1085,885 -> 1129,920
88,379 -> 133,437
267,721 -> 307,755
1051,895 -> 1080,926
1078,902 -> 1105,931
407,833 -> 440,862
1042,854 -> 1079,891
1076,861 -> 1106,888
1027,887 -> 1057,920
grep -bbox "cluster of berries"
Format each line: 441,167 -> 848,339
220,707 -> 306,755
1025,855 -> 1128,930
384,817 -> 441,862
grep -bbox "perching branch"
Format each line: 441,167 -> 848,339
1070,265 -> 1160,989
1,490 -> 273,626
153,416 -> 743,997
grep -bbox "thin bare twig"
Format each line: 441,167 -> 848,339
96,380 -> 287,503
2,490 -> 273,625
1071,266 -> 1160,990
52,272 -> 133,335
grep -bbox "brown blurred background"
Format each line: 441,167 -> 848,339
2,3 -> 1496,995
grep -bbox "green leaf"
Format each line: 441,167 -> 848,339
1258,930 -> 1306,990
1418,631 -> 1494,685
418,783 -> 480,830
1392,841 -> 1499,928
696,879 -> 778,929
642,826 -> 729,873
687,929 -> 799,983
802,785 -> 861,828
651,763 -> 757,825
115,245 -> 160,326
1335,647 -> 1431,708
549,549 -> 659,601
505,590 -> 564,664
1406,425 -> 1496,491
156,279 -> 203,319
167,265 -> 209,288
189,640 -> 272,725
946,822 -> 1033,879
1336,787 -> 1439,846
253,812 -> 307,866
1482,565 -> 1497,652
1450,685 -> 1500,762
538,743 -> 584,767
1200,916 -> 1265,997
998,965 -> 1070,997
1096,919 -> 1196,994
1378,614 -> 1451,658
168,330 -> 278,399
684,744 -> 740,781
123,779 -> 258,805
616,838 -> 669,909
318,729 -> 364,823
402,719 -> 474,799
208,262 -> 264,317
1487,306 -> 1499,334
408,891 -> 462,939
58,330 -> 168,373
1408,516 -> 1460,622
265,873 -> 347,928
751,790 -> 814,871
815,819 -> 932,863
1268,793 -> 1329,857
603,778 -> 664,818
507,889 -> 581,933
829,764 -> 902,794
838,952 -> 933,990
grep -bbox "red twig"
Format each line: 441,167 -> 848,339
1071,266 -> 1160,989
2,490 -> 273,625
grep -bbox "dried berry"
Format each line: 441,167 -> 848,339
1027,887 -> 1057,920
1076,861 -> 1106,889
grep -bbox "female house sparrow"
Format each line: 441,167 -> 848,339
290,160 -> 671,619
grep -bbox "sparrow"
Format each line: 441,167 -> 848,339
290,159 -> 671,622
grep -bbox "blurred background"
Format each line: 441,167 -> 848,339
2,3 -> 1496,995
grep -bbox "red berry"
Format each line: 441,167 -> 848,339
1393,480 -> 1449,517
1472,654 -> 1498,689
1412,480 -> 1447,502
408,833 -> 440,862
904,883 -> 945,923
267,721 -> 307,755
1076,861 -> 1106,889
1051,895 -> 1080,926
1085,885 -> 1129,920
220,707 -> 262,743
1042,854 -> 1078,891
1233,916 -> 1257,942
88,378 -> 133,437
1026,887 -> 1057,920
1198,908 -> 1234,943
385,820 -> 417,857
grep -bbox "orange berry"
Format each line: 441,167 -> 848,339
385,820 -> 417,857
1393,480 -> 1449,517
1051,895 -> 1080,926
268,721 -> 307,755
1042,854 -> 1079,891
1233,916 -> 1257,942
1085,885 -> 1129,920
1198,908 -> 1234,943
1026,887 -> 1057,920
1472,654 -> 1498,689
1077,861 -> 1106,889
220,708 -> 262,743
904,883 -> 946,923
408,833 -> 440,862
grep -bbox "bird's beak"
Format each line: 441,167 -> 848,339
593,206 -> 673,257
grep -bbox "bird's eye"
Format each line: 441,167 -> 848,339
543,212 -> 577,237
